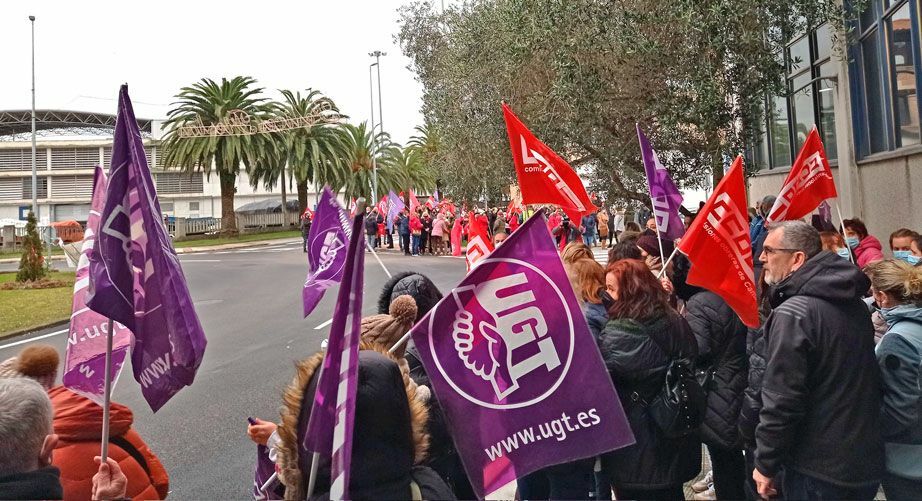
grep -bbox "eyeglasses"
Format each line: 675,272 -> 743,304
762,246 -> 800,255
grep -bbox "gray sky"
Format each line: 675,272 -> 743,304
0,0 -> 426,144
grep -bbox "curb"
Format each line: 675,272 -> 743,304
0,255 -> 66,265
0,318 -> 69,341
175,237 -> 301,254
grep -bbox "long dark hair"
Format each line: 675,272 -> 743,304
605,259 -> 669,322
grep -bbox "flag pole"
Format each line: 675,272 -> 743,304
306,452 -> 321,498
388,331 -> 411,354
656,246 -> 681,280
365,240 -> 392,278
355,197 -> 391,278
833,200 -> 855,264
100,318 -> 114,461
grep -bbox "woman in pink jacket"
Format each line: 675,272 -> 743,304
843,218 -> 884,267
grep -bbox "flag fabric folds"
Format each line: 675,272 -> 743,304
302,215 -> 366,500
302,187 -> 352,318
501,103 -> 596,221
86,85 -> 207,412
465,212 -> 493,271
637,125 -> 684,241
408,211 -> 633,498
678,156 -> 759,328
409,189 -> 421,213
62,165 -> 132,405
767,127 -> 838,222
385,190 -> 405,231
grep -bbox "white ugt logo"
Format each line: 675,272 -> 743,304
317,231 -> 344,273
451,273 -> 561,400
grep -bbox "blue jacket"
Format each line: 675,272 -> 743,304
581,214 -> 598,234
582,302 -> 608,341
877,304 -> 922,480
397,215 -> 410,236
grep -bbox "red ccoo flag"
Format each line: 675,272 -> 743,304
409,189 -> 421,213
766,127 -> 837,222
502,102 -> 596,221
465,211 -> 493,271
678,156 -> 758,328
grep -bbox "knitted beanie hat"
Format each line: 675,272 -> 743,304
635,234 -> 660,257
0,344 -> 60,390
361,295 -> 418,358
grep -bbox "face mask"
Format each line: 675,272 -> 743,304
894,250 -> 912,263
909,254 -> 922,266
836,248 -> 851,260
846,236 -> 860,249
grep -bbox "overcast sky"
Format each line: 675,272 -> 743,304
0,0 -> 429,144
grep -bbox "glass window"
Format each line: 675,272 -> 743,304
889,3 -> 920,146
861,0 -> 883,33
788,36 -> 811,74
770,95 -> 792,167
862,31 -> 889,153
817,62 -> 838,160
792,83 -> 815,150
816,23 -> 833,60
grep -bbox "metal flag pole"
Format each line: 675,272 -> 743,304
656,246 -> 681,280
354,198 -> 391,278
100,318 -> 114,461
833,200 -> 855,264
388,331 -> 411,354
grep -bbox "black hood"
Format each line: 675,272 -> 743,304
0,466 -> 63,500
377,271 -> 444,322
768,251 -> 870,309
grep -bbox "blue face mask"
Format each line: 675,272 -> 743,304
909,254 -> 922,266
894,250 -> 912,263
846,236 -> 860,249
836,248 -> 851,260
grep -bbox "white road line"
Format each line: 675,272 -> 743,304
314,318 -> 334,330
180,259 -> 222,262
0,328 -> 69,351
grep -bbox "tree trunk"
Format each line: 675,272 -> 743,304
297,178 -> 308,214
219,170 -> 238,236
280,167 -> 288,227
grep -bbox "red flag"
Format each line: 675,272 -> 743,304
502,103 -> 596,221
409,189 -> 421,213
766,127 -> 838,222
302,206 -> 314,220
349,198 -> 357,217
425,195 -> 437,210
465,212 -> 493,271
678,156 -> 758,328
376,195 -> 388,217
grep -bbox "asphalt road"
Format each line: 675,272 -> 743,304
0,240 -> 466,499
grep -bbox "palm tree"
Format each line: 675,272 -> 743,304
380,145 -> 436,204
159,76 -> 275,235
407,122 -> 442,197
332,122 -> 395,201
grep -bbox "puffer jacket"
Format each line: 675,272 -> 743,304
49,386 -> 169,500
582,302 -> 608,341
754,251 -> 883,487
855,234 -> 885,268
276,350 -> 455,500
685,290 -> 748,450
364,214 -> 378,235
598,308 -> 701,489
877,304 -> 922,481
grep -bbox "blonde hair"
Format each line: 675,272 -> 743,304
564,258 -> 605,304
561,241 -> 593,264
866,259 -> 922,306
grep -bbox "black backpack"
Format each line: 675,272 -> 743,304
636,330 -> 706,439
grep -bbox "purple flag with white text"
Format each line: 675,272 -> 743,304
303,214 -> 365,499
408,210 -> 634,498
302,187 -> 352,318
385,190 -> 405,231
637,125 -> 684,241
62,165 -> 132,405
87,85 -> 207,412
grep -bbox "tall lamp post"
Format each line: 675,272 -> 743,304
368,50 -> 386,200
29,15 -> 38,219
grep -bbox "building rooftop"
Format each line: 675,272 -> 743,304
0,109 -> 153,139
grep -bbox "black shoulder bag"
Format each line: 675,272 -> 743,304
638,330 -> 706,439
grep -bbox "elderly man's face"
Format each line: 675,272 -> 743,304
760,228 -> 805,286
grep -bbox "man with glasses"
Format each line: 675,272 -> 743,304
751,221 -> 883,500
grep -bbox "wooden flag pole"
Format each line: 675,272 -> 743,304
100,318 -> 114,461
833,200 -> 856,264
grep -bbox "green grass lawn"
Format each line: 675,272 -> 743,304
0,247 -> 64,259
172,229 -> 300,249
0,271 -> 76,337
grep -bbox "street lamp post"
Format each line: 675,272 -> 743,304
29,15 -> 37,219
368,50 -> 386,201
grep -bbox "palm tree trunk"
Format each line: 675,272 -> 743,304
219,170 -> 238,236
280,166 -> 289,227
297,178 -> 308,214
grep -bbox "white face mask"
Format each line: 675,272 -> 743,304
836,248 -> 851,260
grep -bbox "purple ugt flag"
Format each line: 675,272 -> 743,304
87,85 -> 207,412
409,210 -> 634,498
637,125 -> 684,241
303,214 -> 365,500
62,165 -> 132,405
302,187 -> 352,318
385,190 -> 405,232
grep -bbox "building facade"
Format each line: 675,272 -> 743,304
749,0 -> 922,251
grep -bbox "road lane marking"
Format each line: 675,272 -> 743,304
314,318 -> 334,330
0,328 -> 69,351
180,259 -> 222,262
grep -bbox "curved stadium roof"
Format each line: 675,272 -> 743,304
0,109 -> 153,138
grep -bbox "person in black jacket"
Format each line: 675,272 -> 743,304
673,255 -> 748,500
363,208 -> 378,250
752,221 -> 883,500
598,259 -> 700,501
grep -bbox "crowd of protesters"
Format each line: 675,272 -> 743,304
5,196 -> 922,500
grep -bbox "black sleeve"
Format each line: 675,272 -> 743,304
754,304 -> 813,477
686,294 -> 717,363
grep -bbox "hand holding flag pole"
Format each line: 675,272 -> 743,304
99,318 -> 114,462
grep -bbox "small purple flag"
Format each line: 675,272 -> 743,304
408,210 -> 634,498
87,85 -> 207,412
385,190 -> 405,232
303,214 -> 365,499
253,444 -> 281,500
637,125 -> 684,241
62,165 -> 132,405
302,187 -> 352,318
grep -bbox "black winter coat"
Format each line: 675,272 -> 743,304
754,251 -> 884,487
686,290 -> 748,450
738,324 -> 767,450
598,309 -> 701,489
